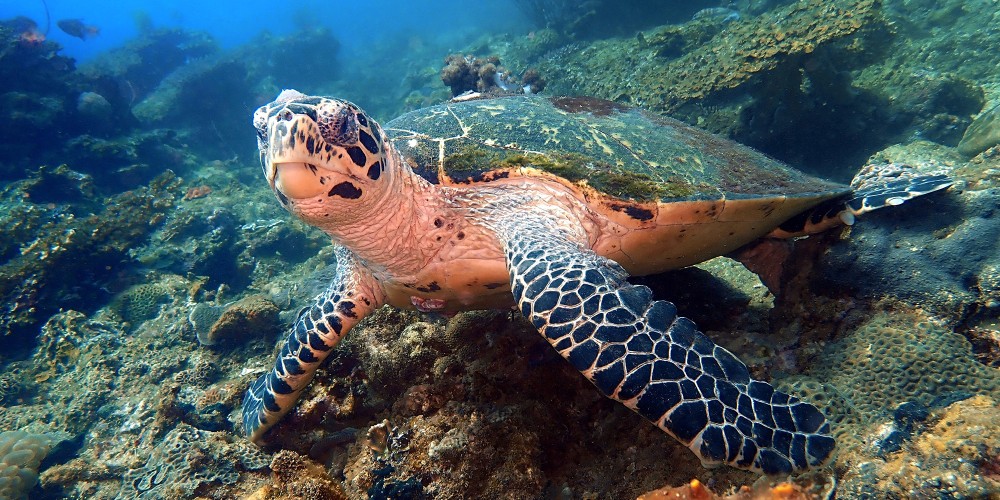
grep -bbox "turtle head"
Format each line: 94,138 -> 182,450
254,90 -> 389,226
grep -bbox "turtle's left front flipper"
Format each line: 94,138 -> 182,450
494,215 -> 835,475
242,247 -> 384,443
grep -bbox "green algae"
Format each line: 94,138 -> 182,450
442,146 -> 671,201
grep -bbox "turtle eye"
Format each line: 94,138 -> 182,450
319,106 -> 359,147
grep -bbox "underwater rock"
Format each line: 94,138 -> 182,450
132,58 -> 252,156
816,141 -> 998,318
116,423 -> 269,499
75,91 -> 113,123
958,101 -> 1000,157
194,295 -> 279,346
839,395 -> 1000,498
0,173 -> 179,340
20,164 -> 94,204
79,28 -> 218,103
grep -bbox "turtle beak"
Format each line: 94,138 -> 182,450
273,162 -> 327,199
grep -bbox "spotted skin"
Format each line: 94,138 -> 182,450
242,247 -> 383,442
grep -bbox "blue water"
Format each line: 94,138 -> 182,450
0,0 -> 528,62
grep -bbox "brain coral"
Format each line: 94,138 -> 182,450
119,423 -> 268,499
779,312 -> 1000,462
0,430 -> 56,500
111,283 -> 171,326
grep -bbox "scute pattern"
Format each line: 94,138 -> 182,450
242,247 -> 382,442
497,214 -> 835,474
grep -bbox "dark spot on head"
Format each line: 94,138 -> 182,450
433,218 -> 443,228
359,129 -> 380,155
346,146 -> 367,167
356,112 -> 369,127
456,231 -> 465,240
328,181 -> 362,199
367,160 -> 382,180
306,136 -> 316,154
415,282 -> 442,293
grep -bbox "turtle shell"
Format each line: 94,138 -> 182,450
384,95 -> 848,204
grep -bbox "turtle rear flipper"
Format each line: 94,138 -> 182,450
846,161 -> 952,215
768,162 -> 952,238
495,213 -> 835,475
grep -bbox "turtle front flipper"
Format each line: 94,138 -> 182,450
242,248 -> 384,443
497,219 -> 835,475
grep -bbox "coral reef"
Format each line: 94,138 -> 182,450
779,311 -> 1000,466
249,449 -> 347,500
0,172 -> 179,341
109,283 -> 172,327
0,430 -> 57,500
638,477 -> 833,500
816,141 -> 999,320
116,423 -> 269,499
194,295 -> 280,346
512,0 -> 714,40
0,1 -> 999,498
440,54 -> 544,97
838,395 -> 1000,498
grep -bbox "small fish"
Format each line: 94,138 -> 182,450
692,7 -> 741,23
57,18 -> 100,40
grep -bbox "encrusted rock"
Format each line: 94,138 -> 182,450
958,101 -> 1000,157
195,295 -> 280,346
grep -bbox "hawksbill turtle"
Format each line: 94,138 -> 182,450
243,90 -> 950,475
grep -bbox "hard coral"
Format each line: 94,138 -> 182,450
197,295 -> 280,346
0,430 -> 57,500
441,54 -> 543,97
780,311 -> 1000,467
266,449 -> 346,500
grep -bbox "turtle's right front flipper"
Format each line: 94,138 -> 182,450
496,217 -> 835,475
242,247 -> 383,443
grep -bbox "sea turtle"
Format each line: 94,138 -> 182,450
243,90 -> 950,475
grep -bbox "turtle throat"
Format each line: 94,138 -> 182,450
310,143 -> 447,277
